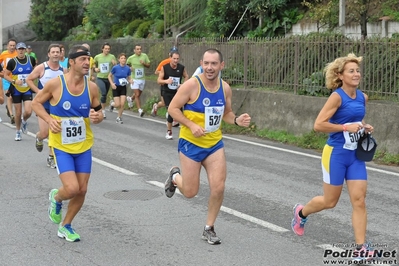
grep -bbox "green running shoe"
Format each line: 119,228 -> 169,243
48,189 -> 62,224
58,224 -> 80,242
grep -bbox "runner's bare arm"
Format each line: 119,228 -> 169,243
88,81 -> 103,124
31,77 -> 62,133
26,63 -> 44,93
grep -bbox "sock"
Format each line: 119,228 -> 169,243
49,155 -> 54,158
172,172 -> 179,183
299,209 -> 307,219
205,225 -> 212,230
356,244 -> 363,250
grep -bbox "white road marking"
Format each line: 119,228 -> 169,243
146,180 -> 183,196
2,119 -> 396,259
146,180 -> 289,233
222,135 -> 399,176
114,115 -> 399,176
93,157 -> 138,175
4,123 -> 139,175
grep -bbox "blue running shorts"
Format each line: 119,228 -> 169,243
321,144 -> 367,186
178,138 -> 224,162
53,148 -> 92,175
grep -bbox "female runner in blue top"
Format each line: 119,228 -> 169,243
291,53 -> 375,261
108,53 -> 132,124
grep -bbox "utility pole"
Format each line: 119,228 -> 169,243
339,0 -> 345,34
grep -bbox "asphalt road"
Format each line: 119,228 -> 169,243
0,108 -> 398,266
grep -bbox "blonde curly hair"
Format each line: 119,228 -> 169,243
324,53 -> 363,90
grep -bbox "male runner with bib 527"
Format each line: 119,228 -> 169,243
164,49 -> 251,245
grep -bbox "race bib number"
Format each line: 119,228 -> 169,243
61,117 -> 86,145
135,68 -> 144,78
99,63 -> 110,73
168,76 -> 180,90
17,74 -> 28,87
118,78 -> 128,86
343,122 -> 363,150
204,106 -> 225,133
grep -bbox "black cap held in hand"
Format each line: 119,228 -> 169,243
356,133 -> 377,162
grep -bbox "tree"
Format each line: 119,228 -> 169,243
29,0 -> 83,40
249,0 -> 287,29
164,0 -> 208,35
205,0 -> 252,37
302,0 -> 339,31
137,0 -> 164,20
346,0 -> 382,39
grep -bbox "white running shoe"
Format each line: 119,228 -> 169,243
15,131 -> 22,141
127,96 -> 134,108
116,117 -> 123,124
139,108 -> 144,117
165,130 -> 173,140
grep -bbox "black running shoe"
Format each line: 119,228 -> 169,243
36,137 -> 43,152
202,226 -> 222,245
164,166 -> 180,198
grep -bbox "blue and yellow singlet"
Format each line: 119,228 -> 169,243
49,75 -> 94,154
179,76 -> 226,148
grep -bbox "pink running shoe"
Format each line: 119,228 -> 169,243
353,244 -> 375,262
291,203 -> 307,236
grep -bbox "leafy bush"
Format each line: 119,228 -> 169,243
301,71 -> 329,96
154,20 -> 164,35
112,23 -> 126,38
126,19 -> 145,36
134,21 -> 153,38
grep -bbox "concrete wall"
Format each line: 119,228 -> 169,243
1,0 -> 35,46
290,21 -> 399,39
142,81 -> 399,154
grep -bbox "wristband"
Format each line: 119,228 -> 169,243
234,117 -> 239,126
93,104 -> 102,112
342,124 -> 347,132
